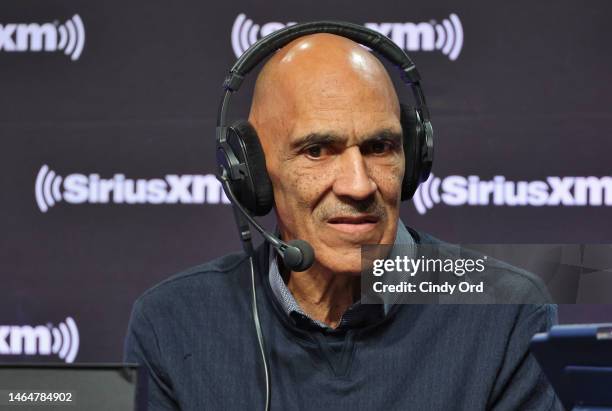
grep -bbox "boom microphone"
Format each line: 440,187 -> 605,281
283,240 -> 315,272
218,171 -> 315,272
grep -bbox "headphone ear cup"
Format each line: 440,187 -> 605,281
226,120 -> 274,216
400,104 -> 423,201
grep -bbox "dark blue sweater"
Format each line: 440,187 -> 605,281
124,229 -> 562,410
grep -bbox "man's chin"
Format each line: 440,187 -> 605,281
305,226 -> 394,273
319,224 -> 385,248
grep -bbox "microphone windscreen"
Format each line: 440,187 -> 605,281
284,239 -> 315,272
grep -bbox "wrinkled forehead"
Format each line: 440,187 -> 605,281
287,112 -> 402,147
286,75 -> 402,143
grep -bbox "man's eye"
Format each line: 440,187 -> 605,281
305,145 -> 323,158
367,140 -> 395,155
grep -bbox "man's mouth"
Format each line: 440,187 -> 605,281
326,215 -> 380,234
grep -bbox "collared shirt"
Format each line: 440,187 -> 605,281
268,220 -> 416,330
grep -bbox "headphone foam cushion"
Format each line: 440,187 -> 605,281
231,120 -> 274,216
400,104 -> 422,201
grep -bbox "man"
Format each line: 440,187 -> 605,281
125,33 -> 561,410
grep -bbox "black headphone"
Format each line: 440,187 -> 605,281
216,20 -> 434,218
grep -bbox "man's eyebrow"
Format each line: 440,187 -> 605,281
290,129 -> 402,151
363,129 -> 403,144
290,133 -> 346,151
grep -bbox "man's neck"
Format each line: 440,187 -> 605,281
283,263 -> 360,329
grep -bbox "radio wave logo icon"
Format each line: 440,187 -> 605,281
413,174 -> 442,215
231,13 -> 463,61
56,15 -> 86,61
0,317 -> 79,363
35,164 -> 63,213
50,317 -> 80,363
231,14 -> 296,57
432,14 -> 463,61
0,14 -> 85,61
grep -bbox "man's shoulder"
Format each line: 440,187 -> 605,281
407,226 -> 552,304
133,251 -> 250,314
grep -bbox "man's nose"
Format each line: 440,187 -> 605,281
332,146 -> 377,200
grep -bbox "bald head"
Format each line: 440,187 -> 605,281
248,33 -> 400,140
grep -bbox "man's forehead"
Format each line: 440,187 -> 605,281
248,33 -> 401,145
286,109 -> 402,141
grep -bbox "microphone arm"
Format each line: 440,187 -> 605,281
217,170 -> 315,272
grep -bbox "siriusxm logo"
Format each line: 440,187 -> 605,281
413,174 -> 612,215
231,13 -> 463,61
0,317 -> 79,363
34,165 -> 230,213
0,14 -> 85,61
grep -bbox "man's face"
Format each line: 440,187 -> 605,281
251,37 -> 404,274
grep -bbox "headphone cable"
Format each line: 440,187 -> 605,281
249,256 -> 271,411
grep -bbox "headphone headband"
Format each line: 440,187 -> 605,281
226,20 -> 420,88
218,20 -> 431,129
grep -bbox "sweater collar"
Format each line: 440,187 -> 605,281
266,220 -> 415,331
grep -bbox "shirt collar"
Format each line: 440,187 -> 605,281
268,220 -> 415,330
